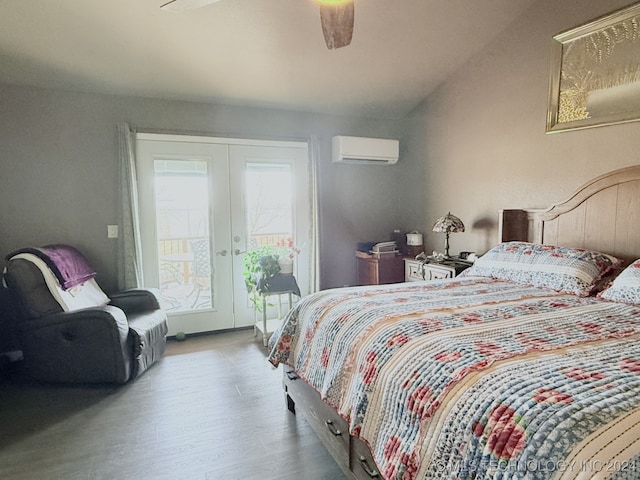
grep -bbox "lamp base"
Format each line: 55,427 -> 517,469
444,233 -> 451,258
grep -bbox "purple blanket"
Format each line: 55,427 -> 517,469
8,244 -> 96,290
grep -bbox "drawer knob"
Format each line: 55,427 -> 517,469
324,419 -> 342,436
359,455 -> 380,477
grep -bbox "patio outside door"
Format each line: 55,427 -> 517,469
136,135 -> 310,336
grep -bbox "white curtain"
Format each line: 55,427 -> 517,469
308,135 -> 321,293
117,123 -> 144,290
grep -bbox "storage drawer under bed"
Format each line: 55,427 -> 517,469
283,367 -> 350,469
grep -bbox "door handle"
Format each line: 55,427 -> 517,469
216,250 -> 228,256
234,249 -> 246,256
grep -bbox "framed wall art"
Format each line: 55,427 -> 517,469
546,2 -> 640,133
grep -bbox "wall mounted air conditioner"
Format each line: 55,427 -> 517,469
332,136 -> 399,165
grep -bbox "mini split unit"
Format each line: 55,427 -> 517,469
332,136 -> 399,165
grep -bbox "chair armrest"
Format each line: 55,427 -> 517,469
108,289 -> 161,314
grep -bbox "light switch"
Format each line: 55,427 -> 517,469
107,225 -> 119,239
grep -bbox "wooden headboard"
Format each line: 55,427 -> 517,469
499,166 -> 640,263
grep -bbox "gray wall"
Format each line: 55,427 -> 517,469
399,0 -> 640,258
0,84 -> 405,301
5,0 -> 636,350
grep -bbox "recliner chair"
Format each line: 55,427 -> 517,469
3,244 -> 168,384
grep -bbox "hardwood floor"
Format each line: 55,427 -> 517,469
0,329 -> 346,480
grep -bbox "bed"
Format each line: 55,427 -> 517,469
267,166 -> 640,480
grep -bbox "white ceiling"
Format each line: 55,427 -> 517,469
0,0 -> 536,119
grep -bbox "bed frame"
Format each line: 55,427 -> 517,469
499,165 -> 640,263
281,165 -> 640,480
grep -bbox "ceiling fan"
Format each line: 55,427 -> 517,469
160,0 -> 355,49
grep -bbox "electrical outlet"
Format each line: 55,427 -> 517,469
107,225 -> 119,239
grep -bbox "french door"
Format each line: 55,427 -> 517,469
136,135 -> 310,335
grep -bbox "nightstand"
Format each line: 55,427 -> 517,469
355,251 -> 405,285
404,258 -> 472,282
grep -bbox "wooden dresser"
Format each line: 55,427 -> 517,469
355,251 -> 405,285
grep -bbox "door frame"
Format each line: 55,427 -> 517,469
137,133 -> 306,150
136,132 -> 310,333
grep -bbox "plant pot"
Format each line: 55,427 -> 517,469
278,258 -> 294,276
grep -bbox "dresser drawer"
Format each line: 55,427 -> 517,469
405,259 -> 472,282
423,263 -> 455,280
404,259 -> 424,282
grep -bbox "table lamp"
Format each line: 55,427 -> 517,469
432,212 -> 465,258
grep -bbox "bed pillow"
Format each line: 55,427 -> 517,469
461,242 -> 623,296
599,259 -> 640,304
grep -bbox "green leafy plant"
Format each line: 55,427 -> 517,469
242,245 -> 281,311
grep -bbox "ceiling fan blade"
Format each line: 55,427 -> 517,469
160,0 -> 223,13
319,1 -> 354,50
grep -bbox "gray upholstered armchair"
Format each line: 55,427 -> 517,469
3,245 -> 168,384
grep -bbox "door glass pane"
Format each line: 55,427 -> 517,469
245,162 -> 294,249
154,159 -> 212,312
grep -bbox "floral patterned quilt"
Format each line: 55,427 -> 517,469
268,277 -> 640,480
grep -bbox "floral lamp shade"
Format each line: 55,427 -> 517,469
432,212 -> 465,257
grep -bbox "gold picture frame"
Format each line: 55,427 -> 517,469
546,2 -> 640,133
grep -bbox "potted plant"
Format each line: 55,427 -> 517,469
242,245 -> 280,311
275,238 -> 301,276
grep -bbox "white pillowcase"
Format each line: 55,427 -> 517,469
599,259 -> 640,305
461,242 -> 622,296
